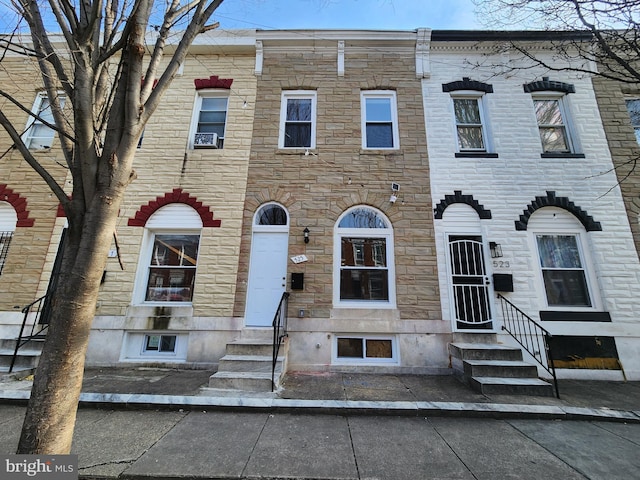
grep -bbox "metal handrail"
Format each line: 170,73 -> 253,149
271,291 -> 290,392
9,295 -> 50,373
497,293 -> 560,398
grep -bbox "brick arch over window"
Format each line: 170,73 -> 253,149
434,191 -> 492,220
523,77 -> 575,94
515,191 -> 602,231
0,184 -> 35,227
194,75 -> 233,90
128,188 -> 221,227
442,77 -> 493,93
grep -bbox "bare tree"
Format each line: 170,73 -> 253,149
473,0 -> 640,83
0,0 -> 224,454
472,0 -> 640,258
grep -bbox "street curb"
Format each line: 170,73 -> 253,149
1,390 -> 639,423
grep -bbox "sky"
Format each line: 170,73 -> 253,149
0,0 -> 484,34
210,0 -> 482,30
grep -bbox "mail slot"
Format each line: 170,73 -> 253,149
291,272 -> 304,290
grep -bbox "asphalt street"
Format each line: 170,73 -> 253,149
1,405 -> 639,479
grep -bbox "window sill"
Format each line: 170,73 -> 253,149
540,152 -> 585,158
455,152 -> 499,158
359,149 -> 401,155
275,148 -> 314,155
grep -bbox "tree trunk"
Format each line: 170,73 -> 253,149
17,187 -> 122,454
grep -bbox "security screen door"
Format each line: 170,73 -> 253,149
448,235 -> 493,330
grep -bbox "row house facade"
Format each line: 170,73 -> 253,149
1,28 -> 639,385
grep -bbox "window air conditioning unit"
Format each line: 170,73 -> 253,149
194,132 -> 219,148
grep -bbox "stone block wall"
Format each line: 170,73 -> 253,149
234,41 -> 441,325
592,76 -> 640,260
0,54 -> 70,311
96,53 -> 257,319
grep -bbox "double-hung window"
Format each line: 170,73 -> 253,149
361,91 -> 399,149
533,96 -> 574,154
279,91 -> 316,149
145,234 -> 200,302
191,93 -> 228,149
334,206 -> 396,307
625,98 -> 640,145
536,234 -> 592,307
24,92 -> 64,150
452,96 -> 486,152
135,204 -> 203,304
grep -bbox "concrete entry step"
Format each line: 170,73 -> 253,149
207,371 -> 279,392
208,335 -> 289,392
226,341 -> 273,357
449,341 -> 554,397
463,360 -> 539,379
449,343 -> 524,361
217,354 -> 284,373
470,376 -> 555,397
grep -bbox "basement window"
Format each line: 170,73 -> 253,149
143,334 -> 177,354
335,336 -> 397,364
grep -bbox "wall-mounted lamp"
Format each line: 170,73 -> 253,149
489,242 -> 503,258
303,227 -> 310,244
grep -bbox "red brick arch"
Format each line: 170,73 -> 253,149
127,188 -> 221,227
0,184 -> 35,227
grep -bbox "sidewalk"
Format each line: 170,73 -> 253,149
1,367 -> 639,423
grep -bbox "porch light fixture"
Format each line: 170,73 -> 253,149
489,242 -> 503,258
303,227 -> 310,243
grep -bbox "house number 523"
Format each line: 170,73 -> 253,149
493,260 -> 510,268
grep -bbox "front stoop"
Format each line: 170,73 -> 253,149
449,341 -> 555,397
207,337 -> 289,392
0,337 -> 45,373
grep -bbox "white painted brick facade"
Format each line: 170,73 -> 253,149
424,44 -> 640,379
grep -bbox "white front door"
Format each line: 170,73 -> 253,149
245,231 -> 289,327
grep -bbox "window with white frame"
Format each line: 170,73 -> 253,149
0,202 -> 17,276
145,234 -> 200,302
143,334 -> 177,354
334,336 -> 397,363
536,234 -> 592,307
452,96 -> 487,152
23,92 -> 65,150
361,91 -> 399,149
190,92 -> 228,149
334,206 -> 395,306
135,204 -> 202,303
279,91 -> 316,149
533,95 -> 575,154
625,98 -> 640,145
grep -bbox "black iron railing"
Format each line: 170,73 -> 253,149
9,295 -> 51,373
497,294 -> 559,398
271,291 -> 290,392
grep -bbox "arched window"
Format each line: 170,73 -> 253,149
135,204 -> 202,303
334,206 -> 395,307
254,202 -> 289,227
0,201 -> 17,275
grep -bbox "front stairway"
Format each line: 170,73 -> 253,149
449,334 -> 555,397
0,335 -> 45,375
206,330 -> 289,393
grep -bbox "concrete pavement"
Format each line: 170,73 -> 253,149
1,405 -> 640,479
1,369 -> 640,479
1,368 -> 640,422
